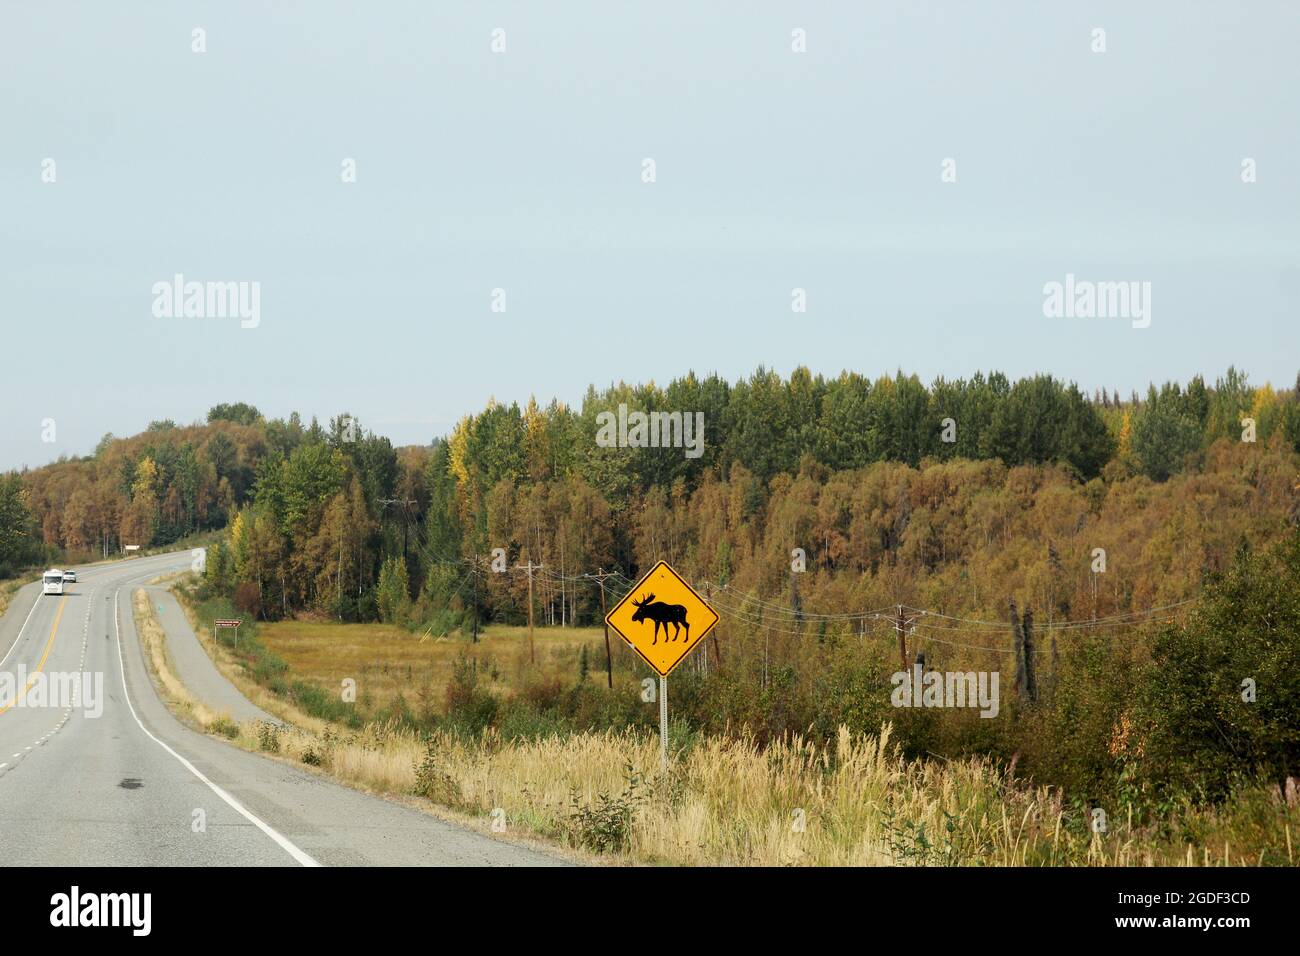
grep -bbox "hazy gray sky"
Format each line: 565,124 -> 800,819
3,1 -> 1297,470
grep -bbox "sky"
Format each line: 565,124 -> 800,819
2,1 -> 1297,470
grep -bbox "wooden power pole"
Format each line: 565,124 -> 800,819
584,568 -> 617,689
470,552 -> 480,643
892,604 -> 921,672
516,560 -> 543,664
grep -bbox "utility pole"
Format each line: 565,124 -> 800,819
470,552 -> 480,643
516,560 -> 543,664
583,568 -> 617,689
892,604 -> 922,672
376,497 -> 417,564
791,566 -> 802,625
705,582 -> 723,668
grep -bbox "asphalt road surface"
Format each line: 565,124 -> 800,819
0,551 -> 566,866
141,585 -> 280,726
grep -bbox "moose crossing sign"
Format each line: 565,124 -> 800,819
605,561 -> 719,677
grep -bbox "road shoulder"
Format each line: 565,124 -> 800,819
128,581 -> 583,866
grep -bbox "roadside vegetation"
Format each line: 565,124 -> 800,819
131,589 -> 230,733
153,599 -> 1300,866
166,520 -> 1300,866
0,577 -> 25,619
6,368 -> 1299,865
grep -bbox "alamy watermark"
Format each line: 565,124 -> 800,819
595,404 -> 705,459
50,886 -> 151,936
1042,273 -> 1150,329
151,274 -> 260,328
891,666 -> 1000,718
0,667 -> 104,718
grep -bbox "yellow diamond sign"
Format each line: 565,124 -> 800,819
605,561 -> 719,677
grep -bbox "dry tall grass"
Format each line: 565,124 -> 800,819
0,576 -> 28,619
255,619 -> 607,718
158,586 -> 1297,867
132,589 -> 225,729
242,718 -> 1294,866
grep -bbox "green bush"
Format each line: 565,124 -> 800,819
1131,533 -> 1300,801
412,740 -> 466,808
209,716 -> 240,739
289,680 -> 362,729
568,764 -> 645,854
257,722 -> 280,753
441,655 -> 498,737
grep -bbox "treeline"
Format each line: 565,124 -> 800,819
218,364 -> 1300,628
1,402 -> 340,574
6,368 -> 1297,807
5,366 -> 1299,619
441,365 -> 1295,497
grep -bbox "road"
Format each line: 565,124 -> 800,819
141,585 -> 280,725
0,551 -> 565,866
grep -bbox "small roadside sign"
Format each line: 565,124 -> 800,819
214,619 -> 242,649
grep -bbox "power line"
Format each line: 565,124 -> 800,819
390,550 -> 1198,654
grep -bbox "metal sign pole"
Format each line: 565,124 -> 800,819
659,676 -> 668,772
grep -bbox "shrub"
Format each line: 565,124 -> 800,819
257,722 -> 280,753
413,740 -> 465,808
568,764 -> 645,854
210,716 -> 240,739
288,680 -> 362,729
443,655 -> 498,736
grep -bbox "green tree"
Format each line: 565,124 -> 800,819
0,474 -> 36,575
1131,397 -> 1202,481
376,555 -> 411,624
1133,532 -> 1300,798
207,402 -> 262,426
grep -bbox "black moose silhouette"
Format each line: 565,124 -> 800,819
630,593 -> 690,645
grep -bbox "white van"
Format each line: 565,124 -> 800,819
43,569 -> 65,595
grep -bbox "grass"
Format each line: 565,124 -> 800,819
191,717 -> 1296,866
0,577 -> 27,619
158,580 -> 1298,867
255,619 -> 610,720
132,588 -> 237,733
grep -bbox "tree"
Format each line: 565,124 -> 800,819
207,402 -> 262,426
204,540 -> 232,594
1131,399 -> 1201,481
376,555 -> 411,625
1133,532 -> 1300,798
0,474 -> 36,575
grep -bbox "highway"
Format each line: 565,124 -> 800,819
0,551 -> 565,866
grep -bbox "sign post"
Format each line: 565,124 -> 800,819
605,561 -> 719,773
658,676 -> 668,771
214,619 -> 242,650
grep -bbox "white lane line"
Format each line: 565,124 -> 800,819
0,583 -> 48,669
111,579 -> 320,867
2,557 -> 187,776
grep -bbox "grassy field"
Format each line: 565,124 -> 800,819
163,584 -> 1297,867
255,619 -> 616,719
150,697 -> 1299,866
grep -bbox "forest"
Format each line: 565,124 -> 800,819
3,366 -> 1295,623
3,366 -> 1299,809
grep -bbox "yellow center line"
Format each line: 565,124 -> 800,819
0,595 -> 66,717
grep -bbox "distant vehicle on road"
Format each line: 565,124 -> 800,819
43,569 -> 65,595
62,569 -> 77,583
